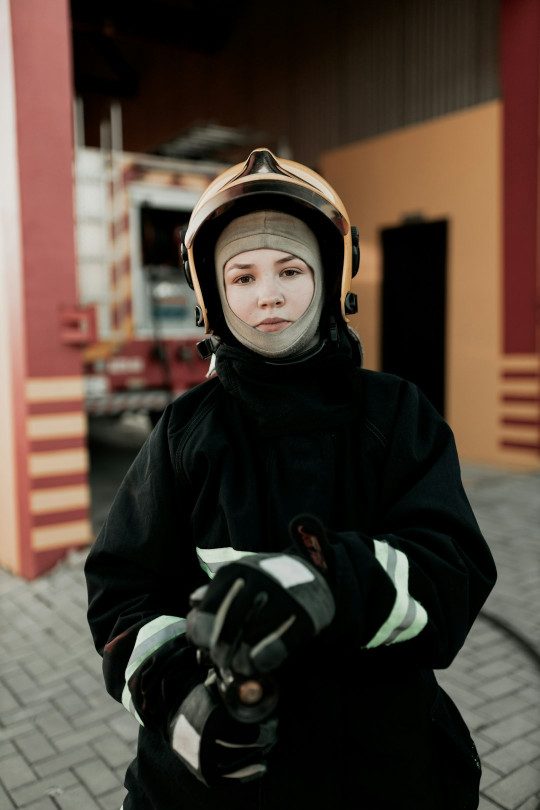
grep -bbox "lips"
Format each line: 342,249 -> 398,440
255,318 -> 291,333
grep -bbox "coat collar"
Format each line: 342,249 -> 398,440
214,336 -> 361,436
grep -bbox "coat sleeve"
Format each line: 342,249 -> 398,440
325,377 -> 497,670
84,404 -> 206,736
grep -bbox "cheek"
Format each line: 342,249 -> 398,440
225,286 -> 250,319
296,276 -> 315,312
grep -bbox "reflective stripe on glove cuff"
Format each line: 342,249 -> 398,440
170,672 -> 278,787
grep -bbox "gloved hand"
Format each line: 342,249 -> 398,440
170,669 -> 278,787
186,518 -> 335,678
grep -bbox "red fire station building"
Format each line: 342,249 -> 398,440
1,0 -> 539,578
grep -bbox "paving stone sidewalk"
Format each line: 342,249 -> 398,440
0,454 -> 539,810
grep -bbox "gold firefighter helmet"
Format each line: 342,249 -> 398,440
181,147 -> 359,338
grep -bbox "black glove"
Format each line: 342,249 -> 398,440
169,669 -> 278,787
186,517 -> 335,678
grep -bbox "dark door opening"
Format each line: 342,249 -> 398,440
380,220 -> 447,417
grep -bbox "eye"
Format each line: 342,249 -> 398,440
281,267 -> 302,278
233,274 -> 253,285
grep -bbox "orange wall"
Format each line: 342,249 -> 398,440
320,102 -> 503,465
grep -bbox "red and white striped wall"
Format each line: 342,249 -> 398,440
499,0 -> 540,465
499,356 -> 540,458
0,0 -> 91,578
26,378 -> 91,554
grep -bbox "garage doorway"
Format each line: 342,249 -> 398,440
380,219 -> 448,417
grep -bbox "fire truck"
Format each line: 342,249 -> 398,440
70,146 -> 223,422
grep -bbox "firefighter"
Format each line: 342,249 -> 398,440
85,148 -> 497,809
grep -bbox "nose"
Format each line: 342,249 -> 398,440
258,279 -> 284,308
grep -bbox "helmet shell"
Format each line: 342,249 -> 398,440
183,148 -> 356,334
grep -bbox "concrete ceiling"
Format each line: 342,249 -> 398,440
70,0 -> 247,98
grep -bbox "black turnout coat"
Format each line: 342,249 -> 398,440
85,334 -> 497,810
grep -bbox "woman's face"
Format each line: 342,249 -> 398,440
223,248 -> 314,333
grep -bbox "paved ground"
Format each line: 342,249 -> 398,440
0,415 -> 539,810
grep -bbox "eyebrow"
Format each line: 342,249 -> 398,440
276,254 -> 299,264
224,254 -> 302,273
224,261 -> 254,272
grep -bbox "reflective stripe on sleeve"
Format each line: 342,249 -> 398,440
363,539 -> 428,649
196,546 -> 257,579
122,615 -> 187,724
